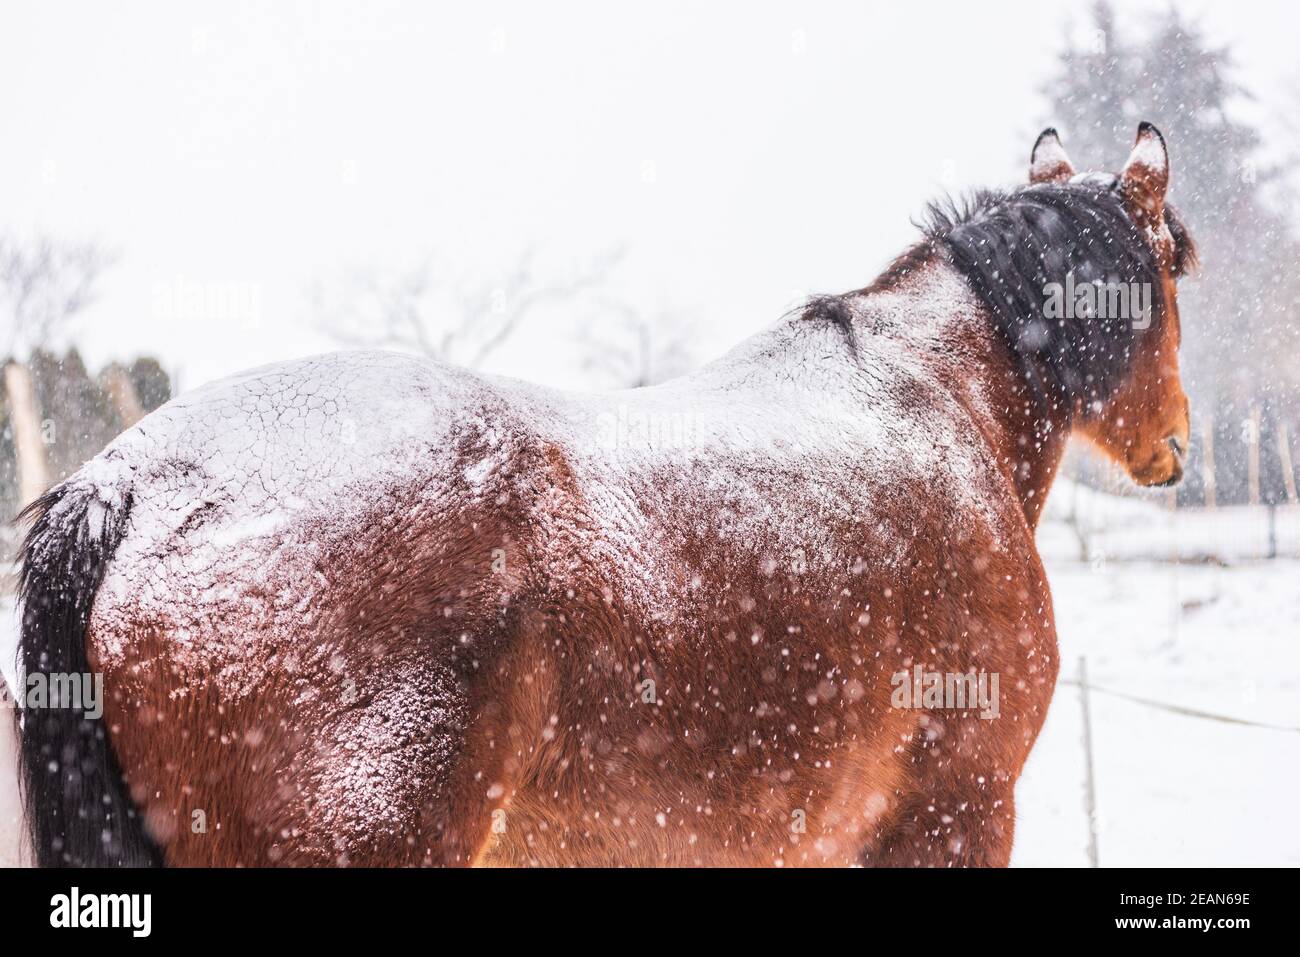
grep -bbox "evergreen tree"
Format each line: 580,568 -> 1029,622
1044,1 -> 1300,504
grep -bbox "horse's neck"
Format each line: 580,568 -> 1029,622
713,260 -> 1071,530
865,262 -> 1072,530
988,393 -> 1071,530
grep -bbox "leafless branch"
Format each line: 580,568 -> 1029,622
0,234 -> 116,356
579,296 -> 695,389
313,245 -> 627,370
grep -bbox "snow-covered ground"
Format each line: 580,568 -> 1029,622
1,481 -> 1295,867
1012,556 -> 1300,866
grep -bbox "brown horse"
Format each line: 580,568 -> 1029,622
16,124 -> 1195,867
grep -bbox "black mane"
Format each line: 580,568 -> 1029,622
926,180 -> 1195,412
805,179 -> 1195,417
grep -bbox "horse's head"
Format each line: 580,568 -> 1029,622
1029,123 -> 1197,487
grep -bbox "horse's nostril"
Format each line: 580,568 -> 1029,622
1168,436 -> 1187,460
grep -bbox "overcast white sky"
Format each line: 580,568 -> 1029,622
1,0 -> 1295,391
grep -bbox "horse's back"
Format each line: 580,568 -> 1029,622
72,327 -> 1055,866
94,350 -> 490,549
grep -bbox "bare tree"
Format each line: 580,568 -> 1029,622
311,245 -> 626,371
1,233 -> 114,356
1,233 -> 115,520
578,298 -> 696,389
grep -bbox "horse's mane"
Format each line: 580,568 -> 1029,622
810,179 -> 1197,414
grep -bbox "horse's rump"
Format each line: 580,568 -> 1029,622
64,353 -> 544,864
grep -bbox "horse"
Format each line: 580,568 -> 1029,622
14,124 -> 1196,867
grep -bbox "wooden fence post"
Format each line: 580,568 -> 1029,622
1277,420 -> 1298,505
1248,406 -> 1261,507
3,360 -> 49,508
1201,414 -> 1216,510
100,363 -> 145,429
1079,655 -> 1100,868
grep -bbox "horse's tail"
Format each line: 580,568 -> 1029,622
14,475 -> 163,867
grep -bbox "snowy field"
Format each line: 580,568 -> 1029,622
1011,558 -> 1300,866
1,480 -> 1296,867
1011,482 -> 1300,866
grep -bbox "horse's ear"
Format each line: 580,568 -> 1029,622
1120,122 -> 1169,223
1029,128 -> 1074,184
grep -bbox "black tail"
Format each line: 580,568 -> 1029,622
15,481 -> 163,866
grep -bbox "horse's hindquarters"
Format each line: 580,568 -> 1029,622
89,471 -> 543,866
